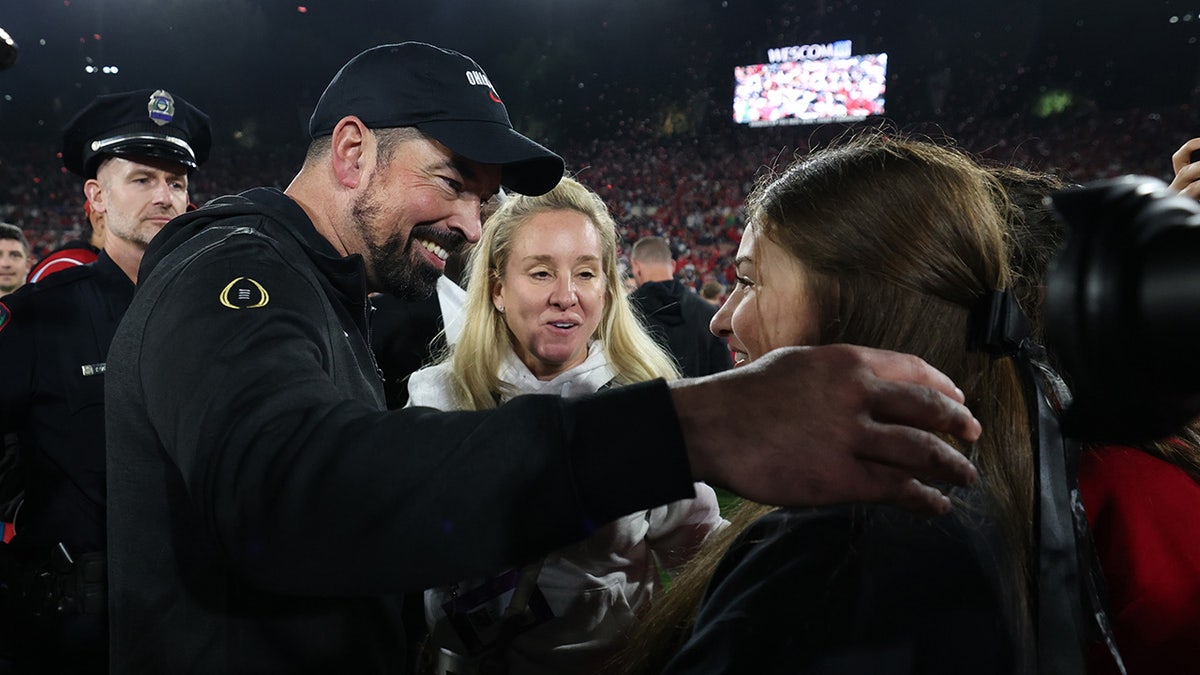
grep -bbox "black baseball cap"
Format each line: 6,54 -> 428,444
309,42 -> 564,196
62,88 -> 211,178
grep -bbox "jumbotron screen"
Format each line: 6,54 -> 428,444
733,42 -> 887,127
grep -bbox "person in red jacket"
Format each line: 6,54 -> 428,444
26,201 -> 105,283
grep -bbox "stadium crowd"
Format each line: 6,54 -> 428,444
4,100 -> 1196,292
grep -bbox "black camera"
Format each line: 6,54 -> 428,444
1044,175 -> 1200,442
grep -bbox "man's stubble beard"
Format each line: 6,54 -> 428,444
350,181 -> 441,301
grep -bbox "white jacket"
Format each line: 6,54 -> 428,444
406,341 -> 725,675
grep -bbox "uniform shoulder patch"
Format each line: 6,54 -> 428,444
219,277 -> 270,309
0,301 -> 10,334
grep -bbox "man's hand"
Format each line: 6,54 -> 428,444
1168,138 -> 1200,200
670,344 -> 982,516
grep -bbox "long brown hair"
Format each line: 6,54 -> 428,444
618,134 -> 1035,674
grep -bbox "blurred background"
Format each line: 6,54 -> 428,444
2,0 -> 1198,286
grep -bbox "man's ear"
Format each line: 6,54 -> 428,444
83,179 -> 105,214
330,116 -> 372,189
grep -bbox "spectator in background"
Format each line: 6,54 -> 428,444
0,219 -> 29,548
26,201 -> 106,283
629,236 -> 733,377
408,176 -> 724,674
699,280 -> 725,307
0,88 -> 210,674
0,223 -> 31,294
618,260 -> 638,296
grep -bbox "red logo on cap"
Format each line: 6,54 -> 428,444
489,90 -> 502,104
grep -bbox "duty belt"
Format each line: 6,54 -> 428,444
12,543 -> 107,617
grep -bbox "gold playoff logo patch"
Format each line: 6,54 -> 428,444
219,277 -> 270,309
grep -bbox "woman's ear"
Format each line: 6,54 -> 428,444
492,279 -> 506,314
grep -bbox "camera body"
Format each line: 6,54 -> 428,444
1045,175 -> 1200,441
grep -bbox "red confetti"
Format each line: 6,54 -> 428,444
297,6 -> 307,13
93,33 -> 101,40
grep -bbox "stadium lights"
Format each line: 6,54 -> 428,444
0,25 -> 17,70
84,64 -> 120,75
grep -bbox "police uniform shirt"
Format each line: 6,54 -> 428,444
0,250 -> 134,556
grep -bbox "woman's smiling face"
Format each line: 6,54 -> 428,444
493,209 -> 607,380
710,221 -> 820,365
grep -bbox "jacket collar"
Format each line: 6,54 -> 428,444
238,188 -> 368,305
497,341 -> 615,400
141,187 -> 368,305
93,249 -> 136,320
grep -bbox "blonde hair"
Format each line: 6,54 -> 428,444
443,176 -> 679,410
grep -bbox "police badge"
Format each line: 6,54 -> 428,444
147,89 -> 176,126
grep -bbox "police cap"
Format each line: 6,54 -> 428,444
309,42 -> 564,196
62,88 -> 212,178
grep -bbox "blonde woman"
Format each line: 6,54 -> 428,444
406,176 -> 724,675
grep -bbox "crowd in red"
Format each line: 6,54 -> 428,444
2,102 -> 1195,292
568,103 -> 1197,291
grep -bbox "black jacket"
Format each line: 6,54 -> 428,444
0,251 -> 132,558
369,291 -> 444,409
630,279 -> 732,378
105,188 -> 696,674
664,503 -> 1031,675
0,252 -> 130,672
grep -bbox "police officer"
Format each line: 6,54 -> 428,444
0,88 -> 210,673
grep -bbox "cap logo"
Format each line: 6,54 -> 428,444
147,89 -> 176,127
465,70 -> 502,103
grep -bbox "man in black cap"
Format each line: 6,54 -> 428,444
105,43 -> 980,673
0,87 -> 210,674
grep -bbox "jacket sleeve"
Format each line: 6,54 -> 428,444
403,362 -> 460,411
133,234 -> 697,595
1080,445 -> 1200,675
0,295 -> 34,512
0,295 -> 34,434
645,481 -> 727,573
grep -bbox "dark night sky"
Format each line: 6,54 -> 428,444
1,0 -> 1197,147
